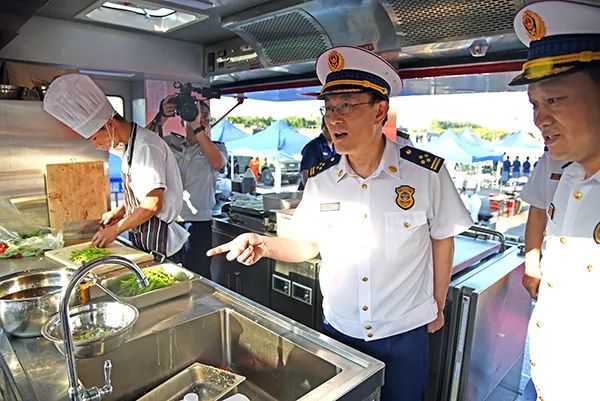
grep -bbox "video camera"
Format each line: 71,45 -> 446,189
168,81 -> 221,122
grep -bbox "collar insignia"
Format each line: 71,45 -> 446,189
395,185 -> 415,210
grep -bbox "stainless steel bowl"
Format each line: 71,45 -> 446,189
41,301 -> 138,359
0,269 -> 77,337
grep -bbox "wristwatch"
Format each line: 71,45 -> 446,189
193,124 -> 206,135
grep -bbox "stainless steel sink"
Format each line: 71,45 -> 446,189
76,308 -> 339,401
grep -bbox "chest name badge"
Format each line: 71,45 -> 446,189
320,202 -> 340,212
547,202 -> 555,220
395,185 -> 415,210
550,173 -> 562,181
594,222 -> 600,244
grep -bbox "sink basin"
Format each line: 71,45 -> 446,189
76,308 -> 339,401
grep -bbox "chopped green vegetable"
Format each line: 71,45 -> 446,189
114,268 -> 182,297
72,327 -> 114,342
70,246 -> 112,264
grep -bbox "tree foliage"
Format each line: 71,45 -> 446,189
214,116 -> 320,133
429,119 -> 511,141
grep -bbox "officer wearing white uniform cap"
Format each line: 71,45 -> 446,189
509,1 -> 600,400
44,74 -> 189,258
207,46 -> 472,400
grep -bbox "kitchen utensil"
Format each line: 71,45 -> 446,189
41,301 -> 138,358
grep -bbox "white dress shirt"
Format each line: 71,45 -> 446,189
162,134 -> 227,221
520,151 -> 567,209
528,163 -> 600,400
292,138 -> 472,341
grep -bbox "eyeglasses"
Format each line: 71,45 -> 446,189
319,101 -> 373,117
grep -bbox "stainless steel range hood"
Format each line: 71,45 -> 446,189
207,0 -> 527,89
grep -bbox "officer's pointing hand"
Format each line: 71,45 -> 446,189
206,233 -> 266,266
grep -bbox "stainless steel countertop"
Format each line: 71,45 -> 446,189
0,254 -> 384,401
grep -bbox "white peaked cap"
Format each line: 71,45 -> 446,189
43,74 -> 115,138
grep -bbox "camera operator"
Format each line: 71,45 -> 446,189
148,94 -> 227,279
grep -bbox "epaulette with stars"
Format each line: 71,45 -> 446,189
309,154 -> 341,178
400,146 -> 444,173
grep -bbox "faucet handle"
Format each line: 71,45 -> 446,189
100,359 -> 113,396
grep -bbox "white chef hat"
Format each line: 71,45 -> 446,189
43,74 -> 115,138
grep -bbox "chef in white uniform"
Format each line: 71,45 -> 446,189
44,74 -> 188,258
508,1 -> 600,399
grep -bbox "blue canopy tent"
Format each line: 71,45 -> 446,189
210,119 -> 249,143
225,120 -> 310,190
495,129 -> 544,151
494,130 -> 545,164
457,127 -> 494,150
225,120 -> 309,159
422,129 -> 503,163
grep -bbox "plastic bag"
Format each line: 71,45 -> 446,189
0,198 -> 63,258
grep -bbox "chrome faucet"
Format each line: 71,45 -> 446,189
59,255 -> 149,401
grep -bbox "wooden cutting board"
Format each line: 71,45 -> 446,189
45,241 -> 154,275
46,161 -> 109,230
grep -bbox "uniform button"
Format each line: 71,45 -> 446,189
574,191 -> 583,200
405,149 -> 412,155
361,183 -> 368,190
588,264 -> 593,272
543,229 -> 547,236
539,397 -> 544,401
387,165 -> 397,173
365,325 -> 372,330
559,237 -> 566,244
362,213 -> 368,219
362,305 -> 369,311
536,321 -> 542,328
403,222 -> 411,229
547,281 -> 553,288
362,276 -> 369,282
367,332 -> 374,338
530,360 -> 536,367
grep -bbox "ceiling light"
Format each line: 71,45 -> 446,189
79,69 -> 136,78
76,0 -> 206,33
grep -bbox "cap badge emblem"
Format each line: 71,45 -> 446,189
395,185 -> 415,210
328,50 -> 345,72
523,10 -> 546,41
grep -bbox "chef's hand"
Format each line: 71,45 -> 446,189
160,94 -> 177,118
206,233 -> 266,266
428,311 -> 445,333
92,225 -> 119,248
101,209 -> 122,227
523,263 -> 542,300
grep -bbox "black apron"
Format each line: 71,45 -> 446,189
122,124 -> 169,258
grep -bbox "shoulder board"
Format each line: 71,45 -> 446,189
397,130 -> 410,140
309,154 -> 341,178
400,146 -> 444,173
